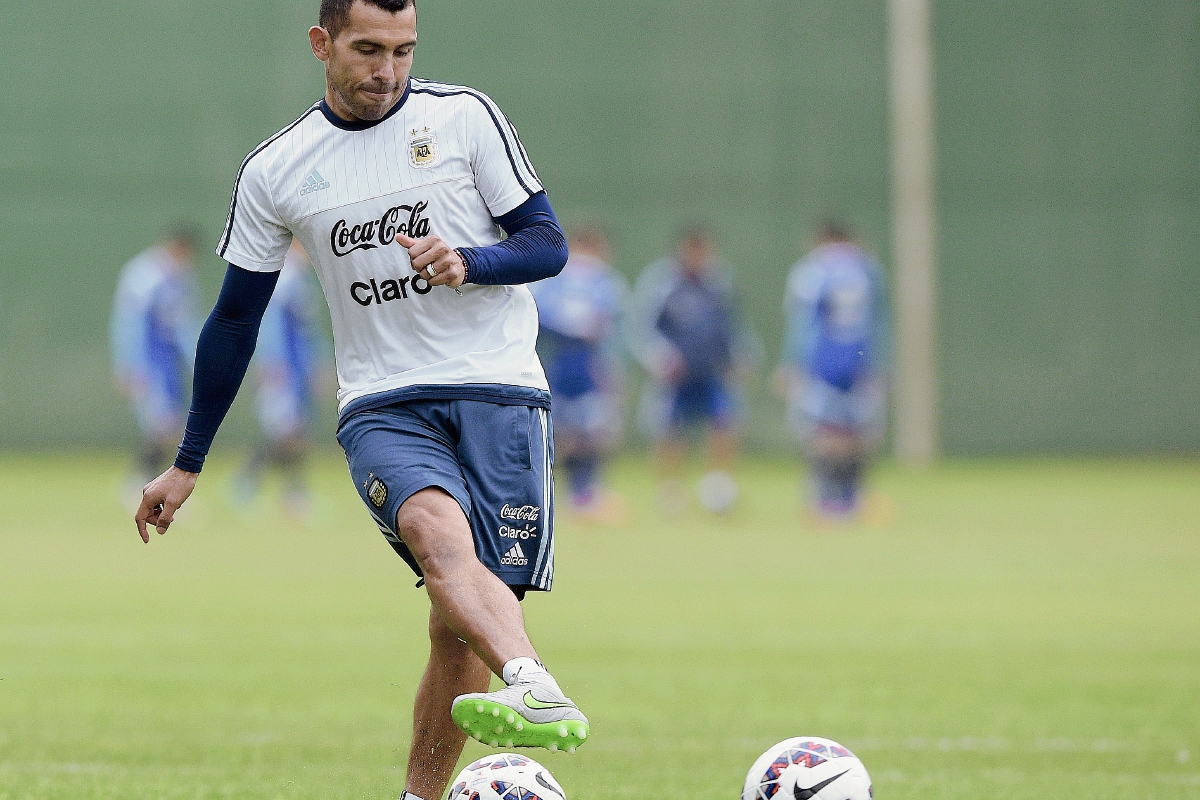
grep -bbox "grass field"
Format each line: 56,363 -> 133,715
0,452 -> 1197,799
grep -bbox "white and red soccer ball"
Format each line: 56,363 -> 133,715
446,753 -> 566,800
742,737 -> 872,800
445,736 -> 868,800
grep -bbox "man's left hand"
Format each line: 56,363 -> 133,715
396,233 -> 466,289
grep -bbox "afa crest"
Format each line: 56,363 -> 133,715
367,477 -> 388,508
408,127 -> 440,169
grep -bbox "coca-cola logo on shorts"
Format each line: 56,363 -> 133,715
499,504 -> 541,522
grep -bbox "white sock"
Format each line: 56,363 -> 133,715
502,656 -> 562,693
400,793 -> 426,800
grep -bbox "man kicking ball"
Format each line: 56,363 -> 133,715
135,1 -> 588,798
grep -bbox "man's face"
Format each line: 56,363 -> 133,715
568,232 -> 610,262
165,239 -> 196,270
679,234 -> 713,275
310,1 -> 417,122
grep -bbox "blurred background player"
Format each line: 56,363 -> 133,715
530,223 -> 629,522
109,225 -> 201,491
232,241 -> 329,518
778,220 -> 889,520
630,224 -> 760,514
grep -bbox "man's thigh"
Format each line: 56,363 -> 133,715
132,383 -> 185,440
796,375 -> 885,445
554,392 -> 622,451
336,401 -> 472,578
336,400 -> 555,593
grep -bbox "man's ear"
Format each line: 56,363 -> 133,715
309,26 -> 332,62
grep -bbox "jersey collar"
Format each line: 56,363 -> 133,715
319,79 -> 411,131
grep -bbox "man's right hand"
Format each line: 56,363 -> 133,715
650,348 -> 685,384
135,466 -> 198,543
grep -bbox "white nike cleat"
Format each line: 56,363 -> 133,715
451,682 -> 589,753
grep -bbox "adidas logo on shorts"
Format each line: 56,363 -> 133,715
500,542 -> 529,567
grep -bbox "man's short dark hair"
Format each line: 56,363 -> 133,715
567,221 -> 610,253
165,223 -> 201,252
817,219 -> 852,243
319,0 -> 415,40
675,221 -> 714,247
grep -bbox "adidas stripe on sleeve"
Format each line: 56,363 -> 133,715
409,80 -> 543,218
216,109 -> 318,272
460,90 -> 544,218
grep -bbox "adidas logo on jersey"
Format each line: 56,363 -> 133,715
500,542 -> 529,567
299,169 -> 330,197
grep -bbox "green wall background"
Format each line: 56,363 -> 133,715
936,1 -> 1200,453
0,1 -> 1194,454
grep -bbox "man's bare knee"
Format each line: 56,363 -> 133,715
428,608 -> 464,647
427,609 -> 489,680
396,488 -> 474,573
396,488 -> 455,540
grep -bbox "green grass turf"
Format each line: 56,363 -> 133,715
0,452 -> 1198,799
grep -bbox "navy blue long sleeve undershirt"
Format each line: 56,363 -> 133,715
457,192 -> 567,285
174,191 -> 567,473
174,266 -> 278,473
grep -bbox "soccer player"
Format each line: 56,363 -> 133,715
778,221 -> 889,519
133,2 -> 588,798
630,225 -> 760,514
529,224 -> 629,521
110,225 -> 201,487
232,241 -> 327,517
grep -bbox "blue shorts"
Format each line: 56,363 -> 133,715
551,391 -> 622,449
130,379 -> 186,440
336,400 -> 556,593
786,374 -> 886,443
255,381 -> 310,441
670,379 -> 738,430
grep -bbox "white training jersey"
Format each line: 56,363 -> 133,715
217,77 -> 549,416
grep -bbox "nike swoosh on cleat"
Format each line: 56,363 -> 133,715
793,769 -> 850,800
522,691 -> 574,710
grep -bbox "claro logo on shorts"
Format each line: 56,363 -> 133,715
500,524 -> 538,540
330,200 -> 431,257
